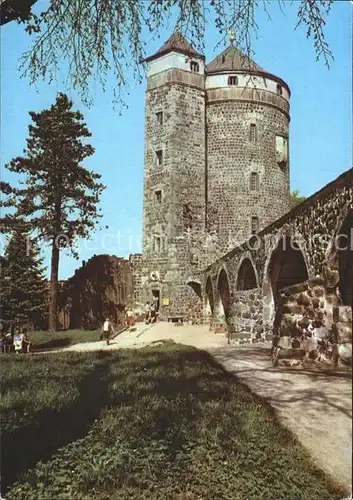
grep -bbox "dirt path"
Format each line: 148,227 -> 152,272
62,322 -> 352,494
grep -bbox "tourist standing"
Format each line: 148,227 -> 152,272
144,302 -> 150,324
101,318 -> 115,346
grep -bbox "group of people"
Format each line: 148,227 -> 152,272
101,300 -> 159,345
144,299 -> 159,324
0,326 -> 31,354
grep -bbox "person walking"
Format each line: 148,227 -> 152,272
144,302 -> 150,324
126,308 -> 135,330
101,318 -> 115,346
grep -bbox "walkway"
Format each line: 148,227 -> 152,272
63,321 -> 352,494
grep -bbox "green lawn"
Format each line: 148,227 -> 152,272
29,327 -> 123,351
0,343 -> 346,499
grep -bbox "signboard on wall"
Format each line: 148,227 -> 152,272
162,298 -> 170,306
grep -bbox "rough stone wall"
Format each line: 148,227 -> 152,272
231,288 -> 264,337
141,68 -> 206,320
275,278 -> 352,344
59,255 -> 135,329
206,94 -> 290,251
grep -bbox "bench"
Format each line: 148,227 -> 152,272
168,316 -> 184,325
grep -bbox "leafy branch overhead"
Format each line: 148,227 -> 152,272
2,0 -> 334,107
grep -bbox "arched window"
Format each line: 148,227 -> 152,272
276,84 -> 283,96
190,61 -> 199,72
250,172 -> 259,192
228,75 -> 238,86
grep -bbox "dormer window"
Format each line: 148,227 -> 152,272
228,75 -> 238,86
276,84 -> 283,96
190,61 -> 199,72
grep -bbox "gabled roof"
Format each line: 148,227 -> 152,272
205,45 -> 263,74
144,31 -> 204,63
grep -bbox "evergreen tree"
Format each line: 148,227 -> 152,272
0,228 -> 47,328
2,93 -> 105,331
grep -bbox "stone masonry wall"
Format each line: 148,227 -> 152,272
230,288 -> 264,338
276,278 -> 352,344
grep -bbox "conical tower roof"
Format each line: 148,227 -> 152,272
205,45 -> 263,74
144,32 -> 204,63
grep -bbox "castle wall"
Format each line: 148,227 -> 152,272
204,169 -> 353,343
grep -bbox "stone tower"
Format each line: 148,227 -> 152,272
141,33 -> 206,320
141,33 -> 291,320
205,44 -> 291,250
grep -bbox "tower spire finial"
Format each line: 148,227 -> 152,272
226,29 -> 236,45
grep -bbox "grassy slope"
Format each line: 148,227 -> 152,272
29,327 -> 124,350
0,343 -> 346,500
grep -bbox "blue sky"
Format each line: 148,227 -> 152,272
1,1 -> 351,279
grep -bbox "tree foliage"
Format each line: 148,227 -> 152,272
0,227 -> 47,328
290,190 -> 306,208
1,93 -> 105,331
1,0 -> 335,107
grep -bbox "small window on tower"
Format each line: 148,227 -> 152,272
228,75 -> 238,86
276,84 -> 283,96
155,149 -> 163,166
249,124 -> 257,143
190,61 -> 199,72
250,172 -> 259,192
251,217 -> 259,235
153,236 -> 161,253
156,111 -> 163,125
183,202 -> 193,229
155,190 -> 162,203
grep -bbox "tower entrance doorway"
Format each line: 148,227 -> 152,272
151,289 -> 160,311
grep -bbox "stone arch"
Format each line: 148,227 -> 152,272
216,266 -> 231,320
186,280 -> 202,299
269,234 -> 309,305
204,276 -> 214,317
236,257 -> 258,290
262,230 -> 309,323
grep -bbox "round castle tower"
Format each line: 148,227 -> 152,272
205,44 -> 291,250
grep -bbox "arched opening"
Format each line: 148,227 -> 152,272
236,259 -> 258,290
205,277 -> 214,314
337,210 -> 353,306
187,280 -> 202,299
269,235 -> 308,306
217,269 -> 231,319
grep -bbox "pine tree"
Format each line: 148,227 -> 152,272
2,93 -> 105,331
0,228 -> 47,328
